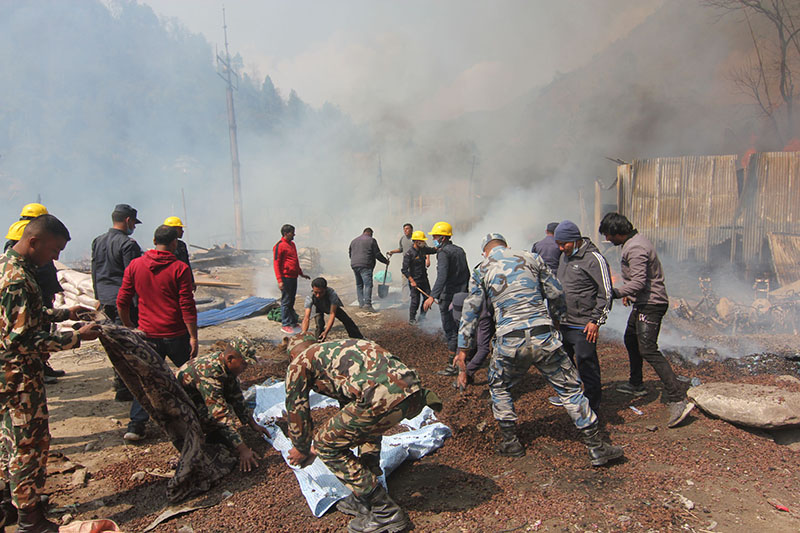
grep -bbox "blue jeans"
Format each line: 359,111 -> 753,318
352,267 -> 374,307
280,277 -> 299,327
129,334 -> 192,431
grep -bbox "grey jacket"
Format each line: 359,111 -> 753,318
613,231 -> 669,305
349,233 -> 389,269
556,239 -> 612,327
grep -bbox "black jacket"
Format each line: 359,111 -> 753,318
556,238 -> 613,327
431,241 -> 469,300
401,246 -> 436,283
175,239 -> 194,282
349,233 -> 389,269
91,228 -> 143,305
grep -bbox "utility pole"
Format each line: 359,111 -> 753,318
216,8 -> 245,248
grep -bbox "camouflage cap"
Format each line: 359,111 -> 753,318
286,333 -> 317,354
480,232 -> 507,252
228,337 -> 258,364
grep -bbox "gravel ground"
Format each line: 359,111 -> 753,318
46,313 -> 800,532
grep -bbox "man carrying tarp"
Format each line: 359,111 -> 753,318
454,233 -> 623,466
0,214 -> 101,532
177,337 -> 268,472
283,334 -> 441,533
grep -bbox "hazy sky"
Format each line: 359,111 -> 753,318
142,0 -> 664,123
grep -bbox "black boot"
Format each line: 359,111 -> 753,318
347,485 -> 411,533
16,502 -> 59,533
0,485 -> 16,527
43,363 -> 65,378
496,421 -> 525,457
580,422 -> 624,467
337,493 -> 370,516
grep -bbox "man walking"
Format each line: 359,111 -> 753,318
117,225 -> 198,441
531,222 -> 561,273
552,221 -> 612,412
422,221 -> 469,375
284,334 -> 441,533
599,212 -> 694,428
400,231 -> 436,324
299,277 -> 363,341
0,215 -> 101,532
455,233 -> 623,466
348,228 -> 389,312
273,224 -> 310,334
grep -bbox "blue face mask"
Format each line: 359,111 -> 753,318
570,246 -> 579,257
434,238 -> 443,248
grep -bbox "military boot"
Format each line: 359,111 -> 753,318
347,485 -> 411,533
496,421 -> 525,457
16,502 -> 59,533
580,422 -> 624,467
337,493 -> 370,516
0,485 -> 16,527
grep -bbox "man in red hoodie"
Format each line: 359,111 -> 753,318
117,225 -> 198,441
273,224 -> 310,334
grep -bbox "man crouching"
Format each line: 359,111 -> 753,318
283,334 -> 441,533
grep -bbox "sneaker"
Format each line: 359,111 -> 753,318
281,326 -> 296,334
409,318 -> 417,325
548,396 -> 563,406
44,364 -> 66,378
363,305 -> 377,313
123,430 -> 145,442
616,382 -> 648,397
666,400 -> 695,428
114,389 -> 134,402
437,364 -> 458,376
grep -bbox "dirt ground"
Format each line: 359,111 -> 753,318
34,266 -> 800,532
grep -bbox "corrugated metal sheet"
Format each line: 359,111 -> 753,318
737,152 -> 800,270
767,233 -> 800,286
617,155 -> 739,262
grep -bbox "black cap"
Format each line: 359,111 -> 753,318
113,204 -> 141,224
546,222 -> 558,233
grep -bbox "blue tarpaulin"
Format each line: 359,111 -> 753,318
197,296 -> 277,327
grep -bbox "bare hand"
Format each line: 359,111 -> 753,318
409,279 -> 417,288
68,305 -> 83,321
583,322 -> 599,343
288,446 -> 315,468
622,296 -> 631,307
250,419 -> 270,436
301,274 -> 311,280
454,350 -> 468,390
278,281 -> 284,291
238,445 -> 260,472
189,336 -> 199,358
422,296 -> 435,312
77,323 -> 101,341
318,331 -> 328,342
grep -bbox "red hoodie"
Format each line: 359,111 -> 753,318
117,249 -> 196,338
273,237 -> 303,281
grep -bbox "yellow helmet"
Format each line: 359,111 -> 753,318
5,220 -> 29,241
20,203 -> 48,219
429,221 -> 453,237
411,230 -> 427,241
163,216 -> 185,227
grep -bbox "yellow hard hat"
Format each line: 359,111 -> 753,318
163,216 -> 185,227
429,221 -> 453,237
411,230 -> 427,241
5,220 -> 29,241
20,203 -> 48,219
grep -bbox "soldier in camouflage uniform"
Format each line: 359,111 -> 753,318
284,334 -> 441,533
177,337 -> 269,472
0,215 -> 101,533
455,233 -> 623,467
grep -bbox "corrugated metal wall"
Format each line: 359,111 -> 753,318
617,155 -> 739,262
737,152 -> 800,268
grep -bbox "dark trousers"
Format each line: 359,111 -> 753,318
439,296 -> 457,356
623,304 -> 683,402
314,308 -> 364,339
408,278 -> 430,321
352,267 -> 374,307
280,277 -> 299,327
467,315 -> 495,376
560,326 -> 602,411
129,334 -> 193,431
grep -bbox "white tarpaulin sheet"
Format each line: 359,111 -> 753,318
250,382 -> 451,517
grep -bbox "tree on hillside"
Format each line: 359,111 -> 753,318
706,0 -> 800,144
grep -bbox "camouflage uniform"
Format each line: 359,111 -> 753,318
177,337 -> 257,448
0,249 -> 80,509
458,244 -> 596,430
285,336 -> 427,497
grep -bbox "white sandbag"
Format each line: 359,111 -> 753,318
59,270 -> 91,288
62,285 -> 80,298
77,279 -> 95,296
54,293 -> 65,306
77,294 -> 99,309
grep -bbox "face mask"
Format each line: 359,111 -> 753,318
570,246 -> 579,257
434,239 -> 443,248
